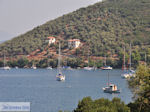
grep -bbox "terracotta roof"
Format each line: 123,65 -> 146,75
47,37 -> 55,39
68,39 -> 80,42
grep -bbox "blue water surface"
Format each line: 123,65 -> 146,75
0,69 -> 133,112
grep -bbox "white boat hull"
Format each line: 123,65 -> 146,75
101,66 -> 112,70
121,73 -> 135,79
31,66 -> 37,69
103,84 -> 120,93
121,73 -> 130,78
103,87 -> 120,93
56,75 -> 65,81
84,67 -> 94,70
1,66 -> 11,70
47,67 -> 52,70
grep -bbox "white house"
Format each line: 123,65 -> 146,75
47,37 -> 56,45
68,39 -> 80,48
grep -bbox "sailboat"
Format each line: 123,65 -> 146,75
84,48 -> 94,70
128,42 -> 136,78
62,60 -> 72,70
121,47 -> 130,78
93,61 -> 97,70
56,42 -> 65,81
1,50 -> 11,70
121,44 -> 135,79
128,43 -> 135,74
31,61 -> 37,69
103,71 -> 120,93
84,66 -> 94,71
101,56 -> 112,70
47,66 -> 52,70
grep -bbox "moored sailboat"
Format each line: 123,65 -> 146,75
31,61 -> 37,69
1,50 -> 11,70
84,48 -> 94,70
101,56 -> 112,70
103,71 -> 120,93
128,42 -> 135,77
121,47 -> 130,78
101,66 -> 112,70
121,44 -> 135,79
31,64 -> 37,69
84,66 -> 94,70
2,66 -> 11,70
31,66 -> 37,69
56,42 -> 65,81
47,66 -> 52,70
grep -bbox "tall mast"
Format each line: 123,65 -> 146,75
105,56 -> 106,66
108,71 -> 110,86
87,47 -> 90,67
94,60 -> 96,69
58,42 -> 61,74
3,50 -> 5,67
129,42 -> 132,71
123,47 -> 126,72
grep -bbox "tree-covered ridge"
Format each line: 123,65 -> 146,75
0,0 -> 150,57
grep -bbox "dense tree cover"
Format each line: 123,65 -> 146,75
128,65 -> 150,112
74,97 -> 130,112
59,97 -> 130,112
6,58 -> 29,68
0,53 -> 146,68
0,57 -> 124,68
0,0 -> 149,59
0,57 -> 84,68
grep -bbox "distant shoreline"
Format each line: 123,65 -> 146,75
0,40 -> 6,44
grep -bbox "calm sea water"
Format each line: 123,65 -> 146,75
0,69 -> 133,112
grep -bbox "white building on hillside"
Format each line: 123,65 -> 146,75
47,37 -> 56,45
68,39 -> 80,48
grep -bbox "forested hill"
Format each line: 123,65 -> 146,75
0,0 -> 150,57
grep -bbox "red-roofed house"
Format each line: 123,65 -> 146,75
47,37 -> 56,45
68,39 -> 80,48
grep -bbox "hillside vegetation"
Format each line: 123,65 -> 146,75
0,0 -> 150,58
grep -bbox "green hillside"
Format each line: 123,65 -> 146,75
0,0 -> 150,57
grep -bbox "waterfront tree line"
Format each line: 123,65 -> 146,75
1,46 -> 150,68
0,50 -> 149,69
